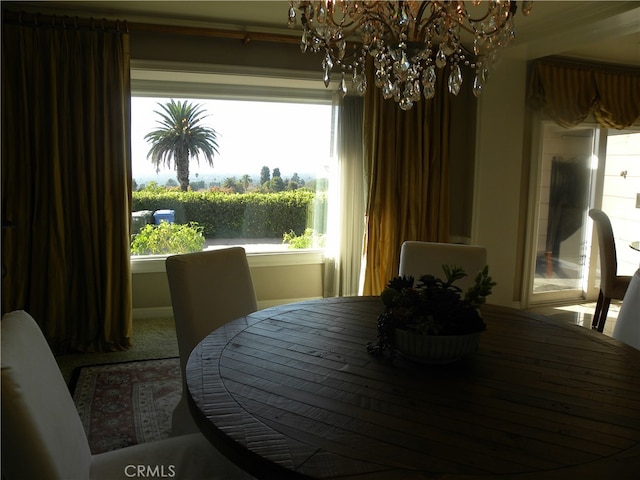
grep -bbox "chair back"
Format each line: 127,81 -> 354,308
399,241 -> 487,293
589,209 -> 618,294
166,247 -> 257,434
1,311 -> 92,480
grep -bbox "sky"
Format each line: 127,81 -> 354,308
131,97 -> 334,183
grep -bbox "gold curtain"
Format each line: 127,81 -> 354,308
528,59 -> 640,129
361,71 -> 450,296
1,12 -> 133,353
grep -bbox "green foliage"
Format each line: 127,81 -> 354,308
131,221 -> 205,255
368,266 -> 496,357
140,181 -> 165,193
260,166 -> 270,185
190,180 -> 206,191
145,100 -> 219,191
222,176 -> 245,193
132,189 -> 323,239
286,173 -> 305,190
265,176 -> 285,192
239,175 -> 252,191
282,228 -> 326,249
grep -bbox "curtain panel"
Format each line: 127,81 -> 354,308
324,95 -> 366,298
361,70 -> 450,296
528,59 -> 640,129
1,12 -> 133,353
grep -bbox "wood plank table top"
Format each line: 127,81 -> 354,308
186,297 -> 640,479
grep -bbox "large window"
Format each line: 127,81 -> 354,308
130,89 -> 336,256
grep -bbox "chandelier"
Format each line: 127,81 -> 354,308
287,1 -> 533,110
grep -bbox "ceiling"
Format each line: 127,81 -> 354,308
14,1 -> 640,66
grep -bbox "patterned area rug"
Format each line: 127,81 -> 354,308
72,357 -> 181,454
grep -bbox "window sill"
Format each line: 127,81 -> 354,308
130,249 -> 326,274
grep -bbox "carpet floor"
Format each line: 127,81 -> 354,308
57,316 -> 179,385
71,357 -> 181,454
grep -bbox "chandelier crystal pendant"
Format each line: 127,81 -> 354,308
287,1 -> 533,110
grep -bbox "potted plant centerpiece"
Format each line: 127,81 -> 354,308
367,265 -> 495,364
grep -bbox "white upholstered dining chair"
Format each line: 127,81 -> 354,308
399,241 -> 488,293
1,310 -> 254,480
166,247 -> 258,436
589,209 -> 632,332
612,267 -> 640,350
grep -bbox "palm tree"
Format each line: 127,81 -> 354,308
145,100 -> 219,192
240,174 -> 252,191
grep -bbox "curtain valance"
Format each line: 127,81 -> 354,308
527,59 -> 640,129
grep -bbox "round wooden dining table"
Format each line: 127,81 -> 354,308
186,297 -> 640,479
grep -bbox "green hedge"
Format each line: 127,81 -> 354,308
132,189 -> 326,239
131,221 -> 205,255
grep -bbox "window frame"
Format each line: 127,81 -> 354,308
129,60 -> 338,269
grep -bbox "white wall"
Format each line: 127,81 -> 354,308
472,48 -> 529,308
131,252 -> 325,318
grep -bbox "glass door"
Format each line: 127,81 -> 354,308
600,130 -> 640,278
528,123 -> 640,305
531,123 -> 597,302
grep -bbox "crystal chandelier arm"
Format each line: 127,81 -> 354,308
410,1 -> 515,39
298,3 -> 368,48
297,1 -> 375,35
327,3 -> 399,45
459,2 -> 516,37
289,1 -> 530,109
413,5 -> 449,45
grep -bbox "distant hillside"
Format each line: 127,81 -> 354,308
133,170 -> 321,187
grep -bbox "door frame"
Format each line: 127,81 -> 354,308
523,118 -> 605,307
